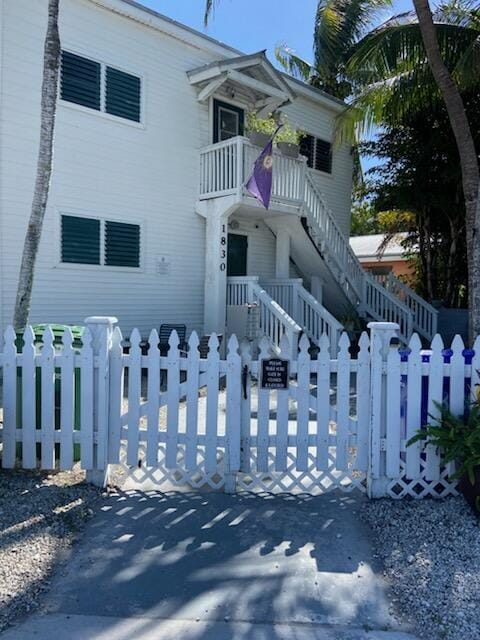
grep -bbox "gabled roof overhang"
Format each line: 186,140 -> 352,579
187,51 -> 296,116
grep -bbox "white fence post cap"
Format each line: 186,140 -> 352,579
367,322 -> 400,331
84,316 -> 118,327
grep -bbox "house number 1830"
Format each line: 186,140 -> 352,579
219,224 -> 227,271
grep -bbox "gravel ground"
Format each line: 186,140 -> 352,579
362,496 -> 480,640
0,468 -> 102,632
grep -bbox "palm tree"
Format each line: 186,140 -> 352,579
341,2 -> 480,136
342,0 -> 480,335
276,0 -> 393,99
13,0 -> 60,331
413,0 -> 480,338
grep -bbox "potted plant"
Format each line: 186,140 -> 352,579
276,120 -> 302,158
246,112 -> 276,148
408,401 -> 480,515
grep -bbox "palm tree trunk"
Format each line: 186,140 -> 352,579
413,0 -> 480,341
13,0 -> 60,331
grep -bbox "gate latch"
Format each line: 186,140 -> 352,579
242,364 -> 249,400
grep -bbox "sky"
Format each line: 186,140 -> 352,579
139,0 -> 415,67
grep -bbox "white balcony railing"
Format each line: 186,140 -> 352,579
199,136 -> 307,206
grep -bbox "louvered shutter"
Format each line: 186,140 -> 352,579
105,221 -> 140,267
105,67 -> 141,122
61,215 -> 101,264
314,139 -> 332,173
61,51 -> 101,110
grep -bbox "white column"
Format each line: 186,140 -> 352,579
275,229 -> 290,279
84,315 -> 117,488
204,203 -> 230,337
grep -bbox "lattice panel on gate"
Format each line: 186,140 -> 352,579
237,448 -> 367,495
118,442 -> 226,490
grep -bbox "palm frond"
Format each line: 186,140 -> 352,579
275,44 -> 313,81
454,34 -> 480,85
348,22 -> 478,81
204,0 -> 215,27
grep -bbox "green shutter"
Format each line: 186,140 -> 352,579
61,51 -> 101,111
105,67 -> 141,122
105,221 -> 140,267
61,215 -> 100,264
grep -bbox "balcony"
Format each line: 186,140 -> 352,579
198,136 -> 307,213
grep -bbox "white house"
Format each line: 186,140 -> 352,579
0,0 -> 436,349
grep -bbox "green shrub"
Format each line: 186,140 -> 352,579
407,401 -> 480,483
246,112 -> 277,136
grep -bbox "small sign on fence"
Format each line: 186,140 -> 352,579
261,357 -> 289,390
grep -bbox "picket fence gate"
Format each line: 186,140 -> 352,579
0,316 -> 475,499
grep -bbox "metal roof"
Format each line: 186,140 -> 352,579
349,233 -> 410,260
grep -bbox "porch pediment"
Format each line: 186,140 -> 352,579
187,51 -> 296,115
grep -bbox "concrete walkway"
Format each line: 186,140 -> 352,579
1,489 -> 420,640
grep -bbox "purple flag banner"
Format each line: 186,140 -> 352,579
245,125 -> 283,209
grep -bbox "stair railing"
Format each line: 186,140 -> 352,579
261,278 -> 343,354
227,277 -> 301,356
380,272 -> 438,340
364,274 -> 413,343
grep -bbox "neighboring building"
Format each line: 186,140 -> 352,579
350,233 -> 415,283
0,0 -> 436,347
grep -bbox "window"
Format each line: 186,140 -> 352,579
369,266 -> 392,276
60,51 -> 141,123
299,134 -> 332,173
61,52 -> 101,111
213,99 -> 244,143
105,67 -> 141,122
61,215 -> 141,268
105,221 -> 140,267
61,215 -> 100,264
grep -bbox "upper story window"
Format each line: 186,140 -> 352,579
61,214 -> 141,268
60,51 -> 141,123
213,99 -> 244,143
299,134 -> 332,174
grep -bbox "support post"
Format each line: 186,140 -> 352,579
292,279 -> 301,322
203,201 -> 233,338
367,321 -> 399,498
84,315 -> 117,488
275,229 -> 290,279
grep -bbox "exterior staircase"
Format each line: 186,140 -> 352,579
198,136 -> 438,345
226,276 -> 342,356
301,172 -> 438,343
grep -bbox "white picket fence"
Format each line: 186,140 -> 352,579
0,316 -> 474,498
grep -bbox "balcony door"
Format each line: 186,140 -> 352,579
213,99 -> 244,143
